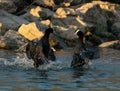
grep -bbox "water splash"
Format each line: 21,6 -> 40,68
1,48 -> 119,71
0,53 -> 72,70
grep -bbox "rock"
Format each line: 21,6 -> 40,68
18,22 -> 44,41
50,34 -> 68,49
114,7 -> 120,22
0,30 -> 26,49
111,22 -> 120,35
51,6 -> 94,46
39,7 -> 54,20
0,41 -> 10,49
54,0 -> 89,6
75,1 -> 120,33
52,14 -> 91,41
76,2 -> 107,34
12,0 -> 35,15
35,0 -> 55,8
70,0 -> 83,6
20,6 -> 53,21
18,22 -> 67,49
20,6 -> 41,22
41,20 -> 51,26
0,0 -> 17,13
87,34 -> 102,46
54,0 -> 64,5
118,33 -> 120,40
54,7 -> 76,18
93,1 -> 116,11
54,26 -> 76,40
99,40 -> 120,50
52,18 -> 82,40
97,32 -> 117,41
111,41 -> 120,50
99,40 -> 119,47
0,10 -> 29,34
30,6 -> 42,18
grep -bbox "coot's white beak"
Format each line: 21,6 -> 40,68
74,29 -> 80,35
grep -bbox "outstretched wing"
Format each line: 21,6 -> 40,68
71,53 -> 85,68
26,41 -> 37,59
34,45 -> 48,65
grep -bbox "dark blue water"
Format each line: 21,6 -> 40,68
0,48 -> 120,91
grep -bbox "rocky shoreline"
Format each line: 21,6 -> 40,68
0,0 -> 120,51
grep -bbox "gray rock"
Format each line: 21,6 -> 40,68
76,3 -> 107,34
0,0 -> 17,13
0,30 -> 27,49
111,22 -> 120,35
0,10 -> 29,35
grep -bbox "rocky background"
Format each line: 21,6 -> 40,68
0,0 -> 120,51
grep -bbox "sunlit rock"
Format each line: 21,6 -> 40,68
0,42 -> 10,49
35,0 -> 55,7
20,6 -> 53,22
99,40 -> 120,50
30,6 -> 42,17
41,20 -> 51,26
98,1 -> 116,11
18,22 -> 44,41
99,40 -> 119,47
54,8 -> 67,18
18,22 -> 66,49
54,7 -> 76,18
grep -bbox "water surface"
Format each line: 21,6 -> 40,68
0,48 -> 120,91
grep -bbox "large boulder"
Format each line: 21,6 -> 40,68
18,22 -> 67,49
72,1 -> 120,47
76,2 -> 108,34
0,10 -> 29,35
0,30 -> 26,49
52,16 -> 87,40
111,22 -> 120,36
52,7 -> 89,40
18,22 -> 44,41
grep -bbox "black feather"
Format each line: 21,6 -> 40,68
26,28 -> 56,68
71,29 -> 95,68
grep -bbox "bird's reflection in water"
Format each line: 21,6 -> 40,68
71,67 -> 89,78
70,67 -> 91,88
